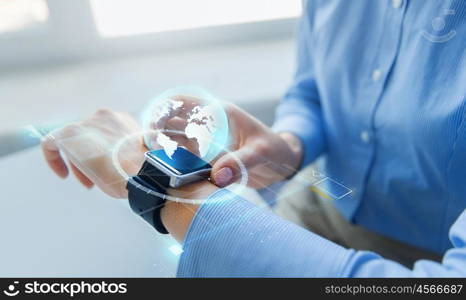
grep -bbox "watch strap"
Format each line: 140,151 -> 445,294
127,169 -> 169,234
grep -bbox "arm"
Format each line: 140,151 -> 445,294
165,187 -> 466,277
41,109 -> 466,277
272,2 -> 326,168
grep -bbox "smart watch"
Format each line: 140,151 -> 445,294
126,147 -> 212,234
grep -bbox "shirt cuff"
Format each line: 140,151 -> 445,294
272,105 -> 325,169
177,189 -> 352,277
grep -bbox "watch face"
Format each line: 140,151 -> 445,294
146,147 -> 212,175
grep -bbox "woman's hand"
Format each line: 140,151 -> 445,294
151,96 -> 303,189
41,109 -> 146,198
212,103 -> 303,188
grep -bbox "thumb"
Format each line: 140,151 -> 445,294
211,146 -> 263,187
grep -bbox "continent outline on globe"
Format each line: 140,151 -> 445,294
142,87 -> 229,166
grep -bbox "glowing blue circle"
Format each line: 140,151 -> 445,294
111,129 -> 248,205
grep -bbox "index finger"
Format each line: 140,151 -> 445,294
41,135 -> 69,179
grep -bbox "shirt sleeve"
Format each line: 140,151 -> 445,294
272,2 -> 326,168
177,190 -> 466,277
346,210 -> 466,277
177,189 -> 353,277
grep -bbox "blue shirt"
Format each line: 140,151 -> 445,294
178,190 -> 466,277
272,0 -> 466,254
176,0 -> 466,277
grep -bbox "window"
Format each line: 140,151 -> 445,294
0,0 -> 48,34
1,0 -> 301,68
90,0 -> 301,37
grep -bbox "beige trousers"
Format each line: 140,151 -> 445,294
273,167 -> 442,268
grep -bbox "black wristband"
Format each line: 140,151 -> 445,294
126,161 -> 170,234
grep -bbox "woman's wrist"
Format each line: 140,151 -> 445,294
278,132 -> 303,172
161,180 -> 220,242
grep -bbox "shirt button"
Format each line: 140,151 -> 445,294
371,69 -> 382,81
392,0 -> 402,8
360,131 -> 370,143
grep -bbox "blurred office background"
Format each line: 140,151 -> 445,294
0,0 -> 299,276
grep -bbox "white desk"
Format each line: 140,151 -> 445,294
0,148 -> 178,277
0,147 -> 268,276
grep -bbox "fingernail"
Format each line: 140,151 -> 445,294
214,167 -> 233,187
